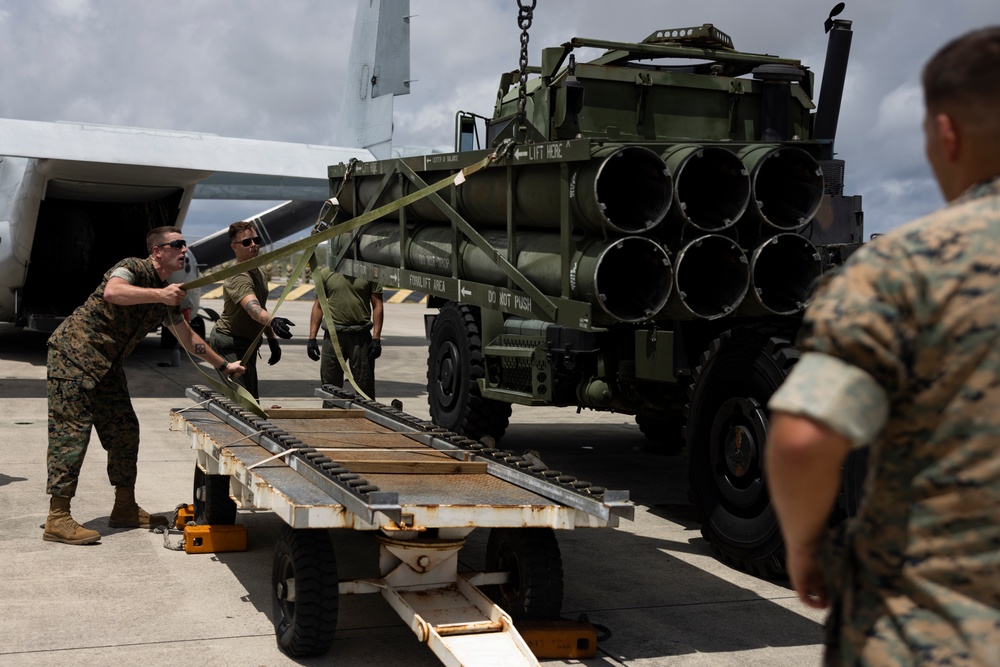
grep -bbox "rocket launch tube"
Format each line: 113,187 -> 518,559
737,233 -> 822,316
738,145 -> 824,231
659,234 -> 750,321
660,144 -> 751,233
347,222 -> 673,323
340,145 -> 673,235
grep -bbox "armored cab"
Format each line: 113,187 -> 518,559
326,11 -> 863,576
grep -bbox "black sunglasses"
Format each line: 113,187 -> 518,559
154,239 -> 187,250
238,237 -> 264,247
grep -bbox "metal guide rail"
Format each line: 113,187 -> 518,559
169,385 -> 633,665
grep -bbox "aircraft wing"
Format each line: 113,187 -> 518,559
0,117 -> 373,200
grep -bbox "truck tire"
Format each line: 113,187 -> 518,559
684,325 -> 797,578
272,525 -> 339,657
484,528 -> 563,620
427,302 -> 511,441
192,464 -> 237,525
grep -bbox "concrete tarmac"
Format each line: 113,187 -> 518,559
0,298 -> 826,666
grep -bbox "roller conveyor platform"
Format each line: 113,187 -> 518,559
169,385 -> 633,665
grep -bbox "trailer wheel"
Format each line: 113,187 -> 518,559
685,326 -> 797,578
427,302 -> 511,441
271,525 -> 339,657
484,528 -> 563,620
192,464 -> 237,525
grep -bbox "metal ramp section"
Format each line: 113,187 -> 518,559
170,385 -> 632,665
346,538 -> 537,666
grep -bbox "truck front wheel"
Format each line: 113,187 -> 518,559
685,325 -> 796,578
427,302 -> 511,441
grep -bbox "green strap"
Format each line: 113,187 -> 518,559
165,319 -> 267,418
309,255 -> 370,401
181,153 -> 495,291
172,151 -> 497,415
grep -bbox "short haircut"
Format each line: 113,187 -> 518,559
923,26 -> 1000,124
228,220 -> 257,242
147,226 -> 183,253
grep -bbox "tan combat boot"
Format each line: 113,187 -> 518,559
43,496 -> 101,545
109,486 -> 169,529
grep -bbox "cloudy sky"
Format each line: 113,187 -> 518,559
0,0 -> 995,242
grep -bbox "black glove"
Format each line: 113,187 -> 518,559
270,317 -> 294,339
306,338 -> 321,361
368,338 -> 382,361
267,338 -> 281,365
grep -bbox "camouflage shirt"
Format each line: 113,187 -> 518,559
48,256 -> 183,381
770,175 -> 1000,665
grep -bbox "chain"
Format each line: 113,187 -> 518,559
516,0 -> 536,127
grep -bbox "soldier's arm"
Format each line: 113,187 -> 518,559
370,292 -> 384,339
170,318 -> 245,376
309,298 -> 323,338
105,276 -> 185,307
238,294 -> 278,339
765,410 -> 850,609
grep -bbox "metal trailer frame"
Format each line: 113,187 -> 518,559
170,385 -> 633,666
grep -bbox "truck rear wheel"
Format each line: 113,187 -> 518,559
685,325 -> 796,578
484,528 -> 564,620
427,302 -> 511,441
272,525 -> 339,657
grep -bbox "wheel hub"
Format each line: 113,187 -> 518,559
433,341 -> 460,409
709,397 -> 768,509
724,424 -> 755,478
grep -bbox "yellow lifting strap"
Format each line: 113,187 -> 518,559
174,149 -> 501,416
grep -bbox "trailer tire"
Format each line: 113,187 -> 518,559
272,525 -> 339,657
684,325 -> 796,578
484,528 -> 563,620
192,464 -> 237,525
427,302 -> 511,441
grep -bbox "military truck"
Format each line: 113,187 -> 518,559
324,6 -> 864,576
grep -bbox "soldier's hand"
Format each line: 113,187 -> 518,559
267,338 -> 281,365
221,361 -> 246,377
368,338 -> 382,361
306,338 -> 321,361
161,284 -> 186,306
270,317 -> 295,339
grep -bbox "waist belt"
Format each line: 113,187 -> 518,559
333,321 -> 373,334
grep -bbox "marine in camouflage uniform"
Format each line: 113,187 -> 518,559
306,266 -> 383,399
764,27 -> 1000,666
47,256 -> 184,498
46,227 -> 244,545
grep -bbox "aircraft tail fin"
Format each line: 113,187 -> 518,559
333,0 -> 411,160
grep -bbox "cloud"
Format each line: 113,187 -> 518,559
0,0 -> 995,244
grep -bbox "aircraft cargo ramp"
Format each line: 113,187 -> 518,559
169,385 -> 634,665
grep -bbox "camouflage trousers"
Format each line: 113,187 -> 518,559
47,347 -> 139,498
209,330 -> 261,399
321,329 -> 375,399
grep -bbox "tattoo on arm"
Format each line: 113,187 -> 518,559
245,299 -> 265,322
195,344 -> 206,354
